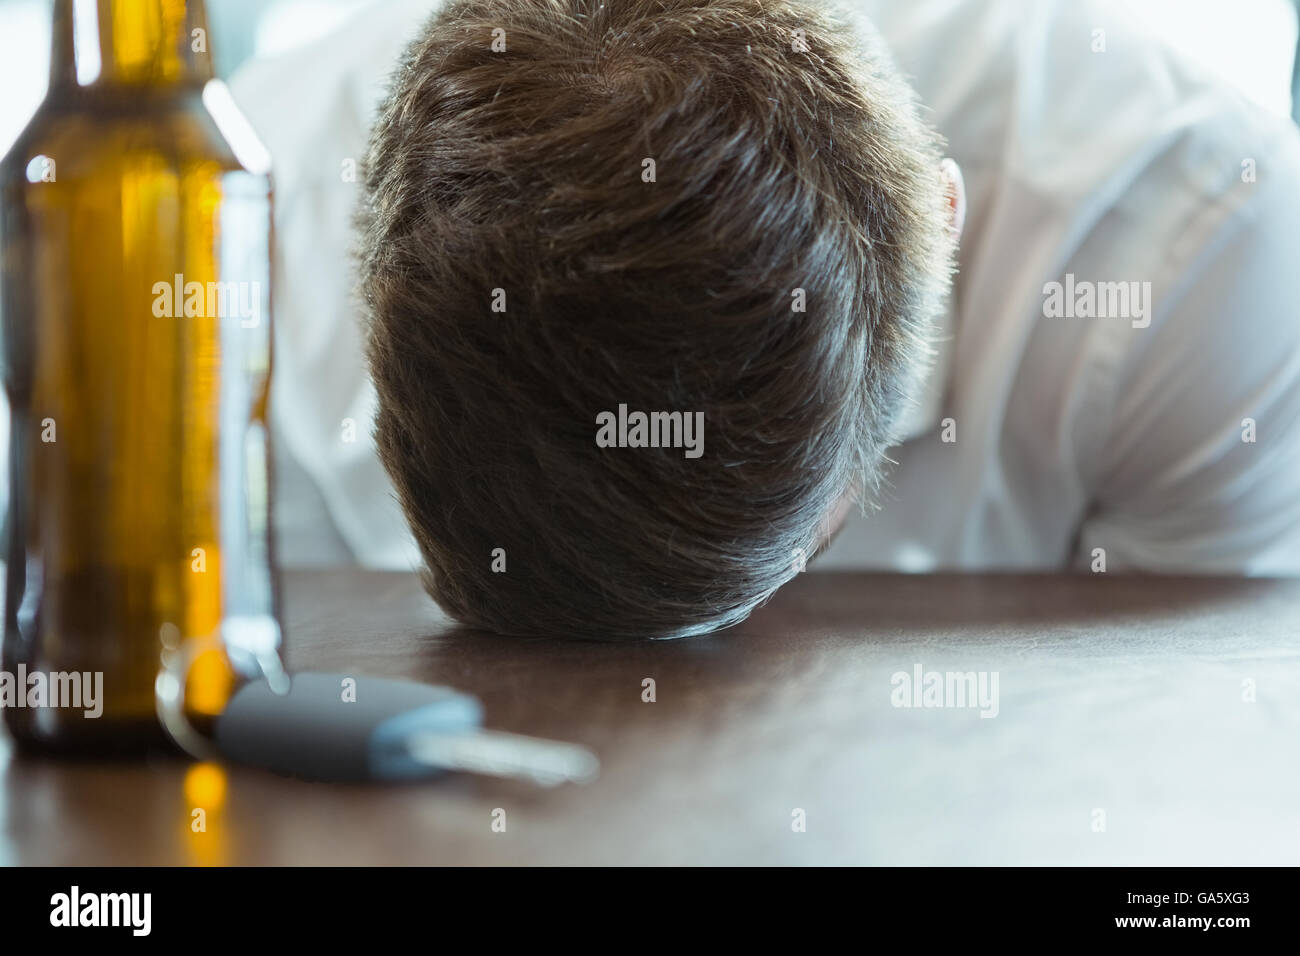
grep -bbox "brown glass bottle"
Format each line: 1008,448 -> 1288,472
0,0 -> 281,752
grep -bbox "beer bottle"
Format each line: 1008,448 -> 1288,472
0,0 -> 282,752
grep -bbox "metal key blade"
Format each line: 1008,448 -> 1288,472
406,730 -> 600,786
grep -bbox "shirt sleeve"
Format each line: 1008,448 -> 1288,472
1076,125 -> 1300,575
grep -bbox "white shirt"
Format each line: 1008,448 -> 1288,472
229,0 -> 1300,575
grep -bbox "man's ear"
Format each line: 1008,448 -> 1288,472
940,157 -> 966,243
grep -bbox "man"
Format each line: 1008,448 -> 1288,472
231,0 -> 1300,639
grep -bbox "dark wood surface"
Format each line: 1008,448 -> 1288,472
3,570 -> 1298,865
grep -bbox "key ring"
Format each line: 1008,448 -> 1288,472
155,616 -> 290,760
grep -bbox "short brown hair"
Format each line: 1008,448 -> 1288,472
359,0 -> 954,639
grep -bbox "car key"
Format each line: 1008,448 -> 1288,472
212,671 -> 599,785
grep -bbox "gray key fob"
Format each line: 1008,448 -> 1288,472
214,671 -> 483,782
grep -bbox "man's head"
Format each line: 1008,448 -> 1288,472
359,0 -> 956,639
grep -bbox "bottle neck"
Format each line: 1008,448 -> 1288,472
50,0 -> 214,92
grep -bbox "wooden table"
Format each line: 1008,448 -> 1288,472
3,570 -> 1298,865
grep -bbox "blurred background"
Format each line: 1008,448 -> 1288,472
0,0 -> 1297,543
0,0 -> 380,155
0,0 -> 1297,158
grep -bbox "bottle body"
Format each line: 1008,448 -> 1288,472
1,3 -> 279,751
